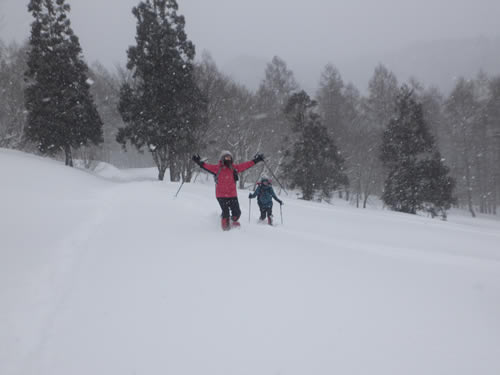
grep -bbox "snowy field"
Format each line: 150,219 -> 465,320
1,148 -> 500,375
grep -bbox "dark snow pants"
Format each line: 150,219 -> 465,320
217,197 -> 241,220
259,205 -> 273,220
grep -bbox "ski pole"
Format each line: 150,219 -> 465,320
263,160 -> 288,195
176,160 -> 200,197
174,180 -> 185,198
249,197 -> 251,223
280,203 -> 283,225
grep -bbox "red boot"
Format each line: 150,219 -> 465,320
267,215 -> 273,226
221,217 -> 230,231
231,216 -> 241,228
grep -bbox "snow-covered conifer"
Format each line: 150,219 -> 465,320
381,85 -> 455,217
25,0 -> 103,166
116,0 -> 206,181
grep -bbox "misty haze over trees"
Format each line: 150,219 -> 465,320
1,0 -> 499,217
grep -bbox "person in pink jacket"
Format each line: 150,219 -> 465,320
192,151 -> 264,230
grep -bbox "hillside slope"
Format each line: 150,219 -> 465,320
1,149 -> 500,375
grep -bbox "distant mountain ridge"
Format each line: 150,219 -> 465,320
222,36 -> 500,94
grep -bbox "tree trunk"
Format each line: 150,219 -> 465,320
462,135 -> 476,218
363,190 -> 370,209
362,172 -> 373,209
169,160 -> 180,182
158,167 -> 167,181
476,153 -> 486,214
356,173 -> 361,208
64,145 -> 73,167
303,184 -> 314,201
152,146 -> 168,181
465,176 -> 476,217
493,169 -> 498,215
184,162 -> 193,183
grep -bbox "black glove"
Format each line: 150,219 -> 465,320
248,193 -> 253,199
192,154 -> 202,165
253,153 -> 264,164
279,200 -> 283,205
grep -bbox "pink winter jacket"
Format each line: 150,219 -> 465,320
202,160 -> 256,198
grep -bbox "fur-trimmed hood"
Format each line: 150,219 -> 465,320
219,150 -> 233,161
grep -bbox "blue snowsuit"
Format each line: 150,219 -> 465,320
249,183 -> 282,220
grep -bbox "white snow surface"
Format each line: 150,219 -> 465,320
1,148 -> 500,375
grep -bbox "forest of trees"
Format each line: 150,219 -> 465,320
0,0 -> 499,217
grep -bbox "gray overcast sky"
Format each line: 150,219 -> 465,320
1,0 -> 500,90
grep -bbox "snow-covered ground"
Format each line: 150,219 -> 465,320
1,148 -> 500,375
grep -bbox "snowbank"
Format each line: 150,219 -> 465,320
91,161 -> 158,181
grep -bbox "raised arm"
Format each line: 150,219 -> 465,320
200,162 -> 219,175
234,160 -> 256,173
234,153 -> 264,173
192,154 -> 219,175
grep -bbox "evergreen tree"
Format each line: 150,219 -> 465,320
381,85 -> 455,217
418,152 -> 456,218
25,0 -> 103,166
284,90 -> 317,132
283,91 -> 347,200
117,0 -> 206,181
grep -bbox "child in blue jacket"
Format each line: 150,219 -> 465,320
249,177 -> 283,225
